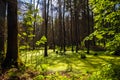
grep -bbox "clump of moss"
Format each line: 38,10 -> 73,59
80,53 -> 86,59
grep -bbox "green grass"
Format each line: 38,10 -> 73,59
20,50 -> 120,79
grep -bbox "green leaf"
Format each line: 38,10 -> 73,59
22,32 -> 27,36
35,36 -> 47,46
96,35 -> 103,39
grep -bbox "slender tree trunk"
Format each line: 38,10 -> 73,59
0,0 -> 6,61
58,0 -> 63,52
86,0 -> 90,54
70,0 -> 74,52
51,0 -> 55,52
63,0 -> 66,52
2,0 -> 20,68
32,0 -> 36,50
91,11 -> 96,46
74,0 -> 78,53
32,0 -> 40,50
44,0 -> 47,57
44,0 -> 49,57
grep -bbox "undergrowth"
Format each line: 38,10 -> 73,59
89,63 -> 120,80
19,50 -> 120,80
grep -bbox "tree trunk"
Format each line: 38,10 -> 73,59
86,0 -> 90,54
58,0 -> 63,52
74,0 -> 78,53
44,0 -> 49,57
70,0 -> 74,52
63,0 -> 66,52
2,0 -> 20,68
32,0 -> 40,50
0,0 -> 6,62
51,0 -> 55,52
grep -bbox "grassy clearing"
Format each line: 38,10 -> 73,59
19,50 -> 120,79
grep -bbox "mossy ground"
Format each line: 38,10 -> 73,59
1,50 -> 120,80
21,50 -> 120,79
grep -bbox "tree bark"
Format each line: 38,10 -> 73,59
51,0 -> 55,52
2,0 -> 20,68
63,0 -> 66,52
74,0 -> 79,53
44,0 -> 49,57
32,0 -> 40,50
70,0 -> 74,52
0,0 -> 6,61
58,0 -> 63,52
86,0 -> 90,54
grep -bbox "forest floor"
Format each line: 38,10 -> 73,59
1,50 -> 120,80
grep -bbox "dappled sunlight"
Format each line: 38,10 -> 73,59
20,50 -> 120,79
0,0 -> 119,79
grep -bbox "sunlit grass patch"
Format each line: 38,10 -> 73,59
20,50 -> 120,79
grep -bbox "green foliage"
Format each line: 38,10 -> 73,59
22,32 -> 27,36
18,3 -> 43,49
33,75 -> 44,80
89,64 -> 120,80
106,33 -> 120,50
88,0 -> 120,51
66,63 -> 73,72
19,45 -> 30,50
36,36 -> 47,46
93,53 -> 98,56
20,50 -> 120,80
80,53 -> 86,59
34,72 -> 69,80
23,5 -> 43,27
113,46 -> 120,56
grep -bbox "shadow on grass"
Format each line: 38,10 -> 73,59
20,50 -> 120,74
95,56 -> 120,65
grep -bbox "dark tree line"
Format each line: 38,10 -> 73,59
0,0 -> 94,60
17,0 -> 94,56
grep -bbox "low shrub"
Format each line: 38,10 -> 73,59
113,46 -> 120,56
91,46 -> 106,51
93,53 -> 98,56
80,53 -> 86,59
88,64 -> 120,80
34,72 -> 69,80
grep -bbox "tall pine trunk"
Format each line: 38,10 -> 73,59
74,0 -> 78,53
2,0 -> 20,68
63,0 -> 66,52
58,0 -> 63,52
32,0 -> 40,50
70,0 -> 74,52
44,0 -> 49,57
0,0 -> 6,62
51,0 -> 55,52
86,0 -> 90,54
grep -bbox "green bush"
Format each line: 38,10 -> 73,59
34,72 -> 69,80
93,53 -> 98,56
113,46 -> 120,56
33,75 -> 44,80
80,53 -> 86,59
89,64 -> 120,80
